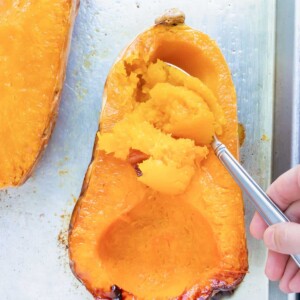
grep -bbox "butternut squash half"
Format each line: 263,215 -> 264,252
69,10 -> 248,300
0,0 -> 79,188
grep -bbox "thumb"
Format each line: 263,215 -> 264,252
263,223 -> 300,255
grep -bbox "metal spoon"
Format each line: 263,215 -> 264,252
212,136 -> 300,267
166,62 -> 300,268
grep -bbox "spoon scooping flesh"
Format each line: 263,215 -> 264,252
166,62 -> 300,268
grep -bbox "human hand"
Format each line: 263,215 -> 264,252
250,165 -> 300,293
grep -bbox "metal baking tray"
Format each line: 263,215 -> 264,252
271,0 -> 299,299
0,0 -> 298,299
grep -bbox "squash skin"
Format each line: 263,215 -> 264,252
69,17 -> 248,300
0,0 -> 79,188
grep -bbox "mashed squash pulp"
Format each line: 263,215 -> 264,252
98,60 -> 225,194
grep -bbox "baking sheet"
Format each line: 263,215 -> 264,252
271,0 -> 300,299
0,1 -> 276,299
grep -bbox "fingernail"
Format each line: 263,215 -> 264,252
264,227 -> 275,249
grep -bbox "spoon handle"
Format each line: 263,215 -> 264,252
212,136 -> 300,268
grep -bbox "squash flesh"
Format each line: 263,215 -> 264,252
98,60 -> 223,194
99,195 -> 220,298
0,0 -> 75,187
69,23 -> 248,300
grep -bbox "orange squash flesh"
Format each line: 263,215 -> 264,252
0,0 -> 78,188
69,13 -> 248,300
98,60 -> 224,195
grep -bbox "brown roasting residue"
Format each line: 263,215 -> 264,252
59,170 -> 69,175
238,123 -> 246,147
261,134 -> 270,141
58,229 -> 68,250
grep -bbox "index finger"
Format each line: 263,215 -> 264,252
267,165 -> 300,211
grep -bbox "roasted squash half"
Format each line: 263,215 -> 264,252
69,10 -> 248,300
0,0 -> 79,188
